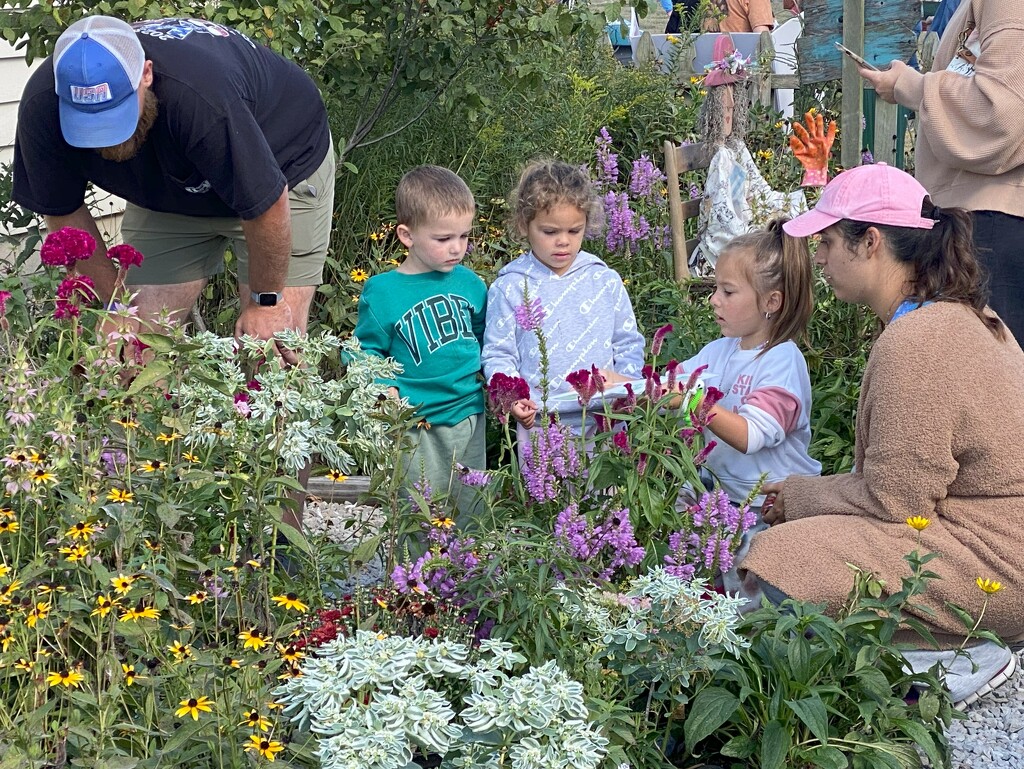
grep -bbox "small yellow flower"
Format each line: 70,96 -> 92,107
107,488 -> 134,504
14,658 -> 33,672
224,656 -> 242,669
430,516 -> 455,530
186,591 -> 208,605
666,34 -> 679,43
59,544 -> 89,562
112,416 -> 139,430
245,734 -> 285,761
271,593 -> 309,613
375,597 -> 388,610
168,641 -> 193,661
0,520 -> 19,534
27,451 -> 47,465
277,664 -> 302,680
46,669 -> 85,688
175,695 -> 214,720
265,700 -> 284,711
122,663 -> 144,686
246,559 -> 262,570
156,432 -> 182,443
239,628 -> 269,652
182,452 -> 200,463
277,643 -> 305,663
906,516 -> 930,531
976,578 -> 1003,594
0,630 -> 12,652
324,470 -> 347,482
66,521 -> 100,540
808,107 -> 818,115
119,605 -> 160,622
26,602 -> 50,628
144,539 -> 161,552
139,460 -> 167,472
690,75 -> 701,84
241,709 -> 272,732
91,595 -> 120,617
0,564 -> 9,579
0,507 -> 15,519
350,268 -> 370,282
31,469 -> 57,485
111,574 -> 135,595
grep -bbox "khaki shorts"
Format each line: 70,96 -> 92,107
121,136 -> 335,287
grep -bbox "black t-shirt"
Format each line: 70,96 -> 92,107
13,18 -> 330,220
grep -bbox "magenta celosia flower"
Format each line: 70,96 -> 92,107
487,372 -> 531,425
0,290 -> 12,315
693,440 -> 717,466
566,368 -> 601,405
39,227 -> 96,267
514,297 -> 546,332
612,429 -> 631,455
107,243 -> 145,268
56,275 -> 97,302
53,298 -> 81,320
651,324 -> 673,357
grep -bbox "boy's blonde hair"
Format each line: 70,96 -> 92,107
396,166 -> 476,229
509,159 -> 604,239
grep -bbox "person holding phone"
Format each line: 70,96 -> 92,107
857,0 -> 1024,344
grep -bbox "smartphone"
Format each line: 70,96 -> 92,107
834,41 -> 880,71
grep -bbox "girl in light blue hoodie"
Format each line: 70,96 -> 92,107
482,160 -> 645,436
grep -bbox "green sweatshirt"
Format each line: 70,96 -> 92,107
354,266 -> 486,426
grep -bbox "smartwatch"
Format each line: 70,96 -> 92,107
251,291 -> 284,307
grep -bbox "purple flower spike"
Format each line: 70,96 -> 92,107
514,296 -> 546,332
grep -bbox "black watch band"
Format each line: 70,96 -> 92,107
251,291 -> 284,307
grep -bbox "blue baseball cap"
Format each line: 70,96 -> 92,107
53,16 -> 146,149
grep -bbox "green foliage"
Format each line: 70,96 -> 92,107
683,552 -> 956,769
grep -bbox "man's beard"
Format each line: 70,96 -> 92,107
99,90 -> 159,162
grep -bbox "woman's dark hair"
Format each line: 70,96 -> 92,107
835,198 -> 1006,340
722,217 -> 814,354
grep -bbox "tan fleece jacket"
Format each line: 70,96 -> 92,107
893,0 -> 1024,217
743,303 -> 1024,646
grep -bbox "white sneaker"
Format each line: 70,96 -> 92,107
902,640 -> 1017,708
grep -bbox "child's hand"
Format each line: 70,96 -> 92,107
597,368 -> 631,386
511,398 -> 538,429
762,481 -> 786,525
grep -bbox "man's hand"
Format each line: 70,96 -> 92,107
511,399 -> 538,429
789,111 -> 836,186
859,60 -> 907,104
235,303 -> 299,366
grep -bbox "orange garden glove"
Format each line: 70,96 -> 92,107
789,111 -> 837,187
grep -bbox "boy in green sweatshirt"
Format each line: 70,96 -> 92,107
354,166 -> 486,523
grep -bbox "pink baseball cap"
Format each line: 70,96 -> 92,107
783,163 -> 937,237
704,34 -> 749,87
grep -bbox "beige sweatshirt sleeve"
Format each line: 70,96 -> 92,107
893,0 -> 1024,175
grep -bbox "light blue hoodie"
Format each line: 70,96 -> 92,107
482,250 -> 646,422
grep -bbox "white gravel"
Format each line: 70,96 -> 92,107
303,500 -> 1024,766
948,648 -> 1024,768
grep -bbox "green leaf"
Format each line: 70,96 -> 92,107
894,716 -> 946,769
804,745 -> 848,769
156,503 -> 181,528
788,634 -> 811,682
135,332 -> 176,353
760,720 -> 791,769
126,359 -> 173,395
683,686 -> 739,748
720,734 -> 758,759
917,689 -> 941,722
786,694 -> 830,745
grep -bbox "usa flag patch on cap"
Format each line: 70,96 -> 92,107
70,83 -> 113,104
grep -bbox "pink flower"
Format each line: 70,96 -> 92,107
53,298 -> 81,320
107,244 -> 145,268
39,227 -> 96,267
613,429 -> 631,455
56,275 -> 97,303
693,439 -> 717,466
651,324 -> 673,357
487,372 -> 531,424
0,290 -> 11,315
514,297 -> 546,332
566,368 -> 601,405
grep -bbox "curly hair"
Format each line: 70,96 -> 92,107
509,159 -> 604,239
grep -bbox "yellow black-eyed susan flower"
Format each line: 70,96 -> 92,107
906,516 -> 930,531
0,507 -> 15,519
112,416 -> 139,430
430,516 -> 455,530
156,432 -> 182,443
0,564 -> 8,579
271,593 -> 308,613
245,734 -> 285,761
186,591 -> 208,605
276,644 -> 305,664
241,709 -> 272,732
0,520 -> 20,534
66,521 -> 100,541
168,641 -> 193,661
175,695 -> 214,720
119,605 -> 159,622
91,595 -> 119,617
31,469 -> 57,485
223,656 -> 241,669
277,664 -> 302,680
182,452 -> 200,463
265,700 -> 284,711
59,544 -> 89,562
106,488 -> 134,503
14,658 -> 33,672
26,602 -> 51,627
976,578 -> 1004,594
46,668 -> 85,688
0,630 -> 12,652
144,539 -> 161,552
324,470 -> 346,482
122,663 -> 144,686
350,268 -> 369,282
239,628 -> 269,652
110,574 -> 135,594
139,460 -> 167,472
